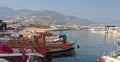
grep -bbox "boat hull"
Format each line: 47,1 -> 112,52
46,47 -> 75,58
102,56 -> 120,62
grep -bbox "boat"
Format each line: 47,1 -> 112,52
96,39 -> 120,62
0,28 -> 74,62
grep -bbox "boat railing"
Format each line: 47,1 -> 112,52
0,53 -> 44,57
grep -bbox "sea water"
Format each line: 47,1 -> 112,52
52,30 -> 116,62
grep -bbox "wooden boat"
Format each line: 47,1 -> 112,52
0,31 -> 74,62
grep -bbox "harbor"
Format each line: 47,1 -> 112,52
1,19 -> 120,62
0,1 -> 119,61
1,18 -> 120,62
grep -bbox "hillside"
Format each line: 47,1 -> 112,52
0,7 -> 94,25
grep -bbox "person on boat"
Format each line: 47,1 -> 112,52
62,33 -> 67,45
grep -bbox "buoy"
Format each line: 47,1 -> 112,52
77,45 -> 80,48
96,58 -> 100,62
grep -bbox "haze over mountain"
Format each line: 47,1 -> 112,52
0,7 -> 94,25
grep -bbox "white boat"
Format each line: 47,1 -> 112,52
96,39 -> 120,62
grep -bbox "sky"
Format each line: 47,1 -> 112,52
0,0 -> 120,24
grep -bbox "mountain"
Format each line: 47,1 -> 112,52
0,7 -> 94,25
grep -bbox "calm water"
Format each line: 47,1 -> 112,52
52,30 -> 117,62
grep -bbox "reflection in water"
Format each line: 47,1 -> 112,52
46,47 -> 76,62
89,30 -> 120,41
104,32 -> 120,41
104,33 -> 114,41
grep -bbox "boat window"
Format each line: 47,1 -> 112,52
16,41 -> 21,44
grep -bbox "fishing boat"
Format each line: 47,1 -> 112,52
0,28 -> 74,62
96,39 -> 120,62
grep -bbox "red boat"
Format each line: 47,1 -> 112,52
0,31 -> 74,62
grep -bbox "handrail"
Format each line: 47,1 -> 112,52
0,53 -> 44,57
